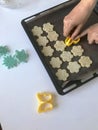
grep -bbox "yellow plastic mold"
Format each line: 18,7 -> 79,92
38,102 -> 53,113
36,92 -> 53,103
36,92 -> 53,113
65,37 -> 80,46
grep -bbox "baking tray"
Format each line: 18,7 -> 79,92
0,124 -> 2,130
21,0 -> 98,95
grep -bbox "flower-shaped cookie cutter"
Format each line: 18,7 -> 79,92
65,37 -> 80,46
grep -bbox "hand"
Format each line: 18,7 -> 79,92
63,0 -> 96,39
77,23 -> 98,44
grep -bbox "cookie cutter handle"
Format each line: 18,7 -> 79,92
65,37 -> 73,46
73,38 -> 80,44
65,37 -> 80,46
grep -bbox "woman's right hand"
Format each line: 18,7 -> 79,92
63,0 -> 97,39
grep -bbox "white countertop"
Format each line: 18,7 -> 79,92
0,0 -> 98,130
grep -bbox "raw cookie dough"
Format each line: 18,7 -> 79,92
42,46 -> 54,56
47,31 -> 59,42
56,69 -> 69,81
50,57 -> 62,68
37,36 -> 49,46
60,51 -> 73,62
43,22 -> 54,33
71,45 -> 84,56
32,26 -> 43,37
54,40 -> 66,51
67,61 -> 81,73
79,56 -> 92,68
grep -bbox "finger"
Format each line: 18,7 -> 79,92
94,36 -> 98,44
71,25 -> 82,39
63,25 -> 74,37
87,36 -> 94,44
95,40 -> 98,44
75,28 -> 88,39
63,20 -> 74,37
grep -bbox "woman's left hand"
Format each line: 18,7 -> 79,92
76,23 -> 98,44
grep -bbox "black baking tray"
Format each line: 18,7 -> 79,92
0,124 -> 2,130
21,0 -> 98,95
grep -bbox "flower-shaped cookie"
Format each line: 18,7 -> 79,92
50,57 -> 62,68
37,36 -> 49,46
32,26 -> 43,37
60,51 -> 73,62
67,61 -> 81,73
79,56 -> 92,68
71,45 -> 84,56
54,40 -> 66,51
47,31 -> 59,42
43,22 -> 54,33
42,46 -> 54,56
56,69 -> 69,81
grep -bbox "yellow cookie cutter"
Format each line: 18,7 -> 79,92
36,92 -> 53,113
65,37 -> 80,46
38,102 -> 53,113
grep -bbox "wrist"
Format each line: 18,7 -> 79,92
80,0 -> 97,10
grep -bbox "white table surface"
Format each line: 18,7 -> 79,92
0,0 -> 98,130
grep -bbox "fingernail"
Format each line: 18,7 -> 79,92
88,42 -> 92,44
